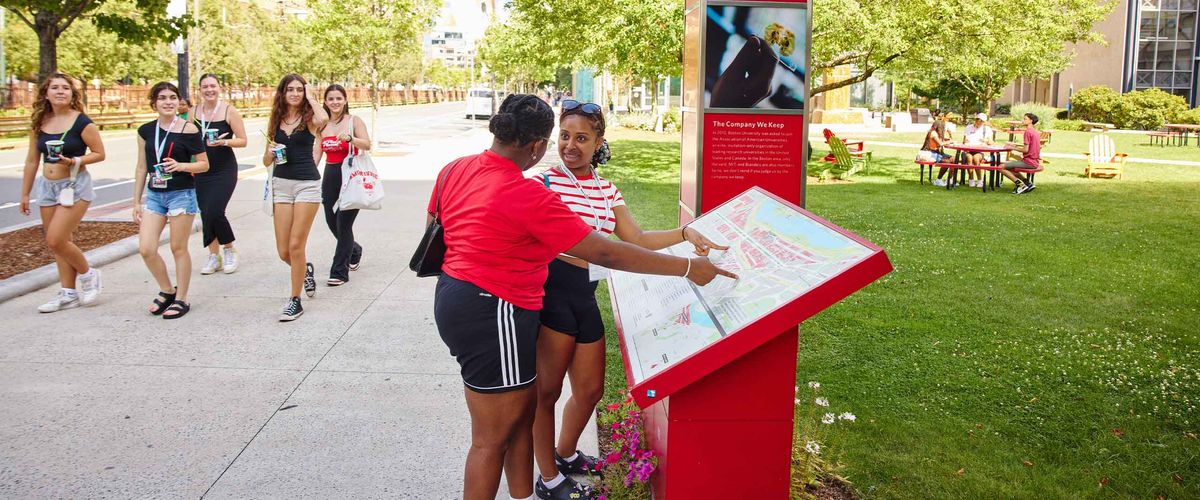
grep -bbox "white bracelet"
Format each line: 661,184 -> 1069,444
683,257 -> 692,278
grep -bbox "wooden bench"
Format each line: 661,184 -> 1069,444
935,162 -> 1003,192
1082,121 -> 1115,132
1147,130 -> 1181,146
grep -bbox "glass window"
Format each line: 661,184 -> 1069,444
1142,11 -> 1159,39
1176,43 -> 1193,70
1180,12 -> 1196,41
1180,0 -> 1197,10
1170,88 -> 1189,98
1158,12 -> 1178,39
1138,71 -> 1155,86
1139,41 -> 1157,69
1142,0 -> 1160,10
1156,43 -> 1176,69
1174,72 -> 1192,88
1162,0 -> 1178,9
1156,72 -> 1174,86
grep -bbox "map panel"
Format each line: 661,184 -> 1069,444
611,189 -> 874,383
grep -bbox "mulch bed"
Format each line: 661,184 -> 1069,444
0,222 -> 139,280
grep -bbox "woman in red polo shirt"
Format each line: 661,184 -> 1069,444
429,94 -> 734,500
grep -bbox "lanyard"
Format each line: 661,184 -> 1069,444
197,100 -> 219,135
558,164 -> 612,232
154,117 -> 178,162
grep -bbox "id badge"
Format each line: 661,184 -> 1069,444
151,173 -> 168,189
588,263 -> 610,282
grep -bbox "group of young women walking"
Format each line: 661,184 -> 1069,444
429,94 -> 735,500
19,72 -> 368,321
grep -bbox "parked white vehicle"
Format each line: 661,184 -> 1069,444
466,88 -> 497,119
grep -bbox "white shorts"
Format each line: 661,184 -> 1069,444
273,177 -> 322,204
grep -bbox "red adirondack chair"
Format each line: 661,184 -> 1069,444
822,129 -> 865,163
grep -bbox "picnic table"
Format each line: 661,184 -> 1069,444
1165,124 -> 1200,146
1082,121 -> 1115,132
941,143 -> 1015,192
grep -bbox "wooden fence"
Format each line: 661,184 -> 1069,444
0,84 -> 464,135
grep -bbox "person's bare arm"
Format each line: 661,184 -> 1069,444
566,232 -> 736,285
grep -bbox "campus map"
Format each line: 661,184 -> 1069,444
610,189 -> 875,383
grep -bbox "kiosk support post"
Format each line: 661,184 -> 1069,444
644,327 -> 799,498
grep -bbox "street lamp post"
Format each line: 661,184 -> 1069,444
168,0 -> 189,100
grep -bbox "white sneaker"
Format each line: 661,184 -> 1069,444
38,290 -> 80,313
222,247 -> 239,274
968,180 -> 977,188
78,269 -> 101,306
932,179 -> 947,187
201,254 -> 223,275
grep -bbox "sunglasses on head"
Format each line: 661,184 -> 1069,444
562,99 -> 602,116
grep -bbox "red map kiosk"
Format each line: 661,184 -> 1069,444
606,1 -> 893,498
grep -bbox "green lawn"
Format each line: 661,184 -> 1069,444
596,129 -> 1200,499
852,128 -> 1200,164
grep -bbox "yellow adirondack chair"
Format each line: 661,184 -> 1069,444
1083,134 -> 1127,179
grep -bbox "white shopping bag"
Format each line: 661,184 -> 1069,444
261,175 -> 274,217
338,148 -> 384,211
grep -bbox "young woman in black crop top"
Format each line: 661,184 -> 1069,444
262,74 -> 329,321
133,82 -> 210,320
19,72 -> 107,313
194,73 -> 248,276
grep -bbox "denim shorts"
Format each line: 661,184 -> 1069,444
144,189 -> 200,217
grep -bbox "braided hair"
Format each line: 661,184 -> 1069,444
489,94 -> 554,146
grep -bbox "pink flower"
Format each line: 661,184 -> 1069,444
606,402 -> 621,411
605,452 -> 621,465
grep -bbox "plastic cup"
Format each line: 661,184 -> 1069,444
45,140 -> 64,163
205,129 -> 219,146
154,162 -> 173,181
272,145 -> 287,165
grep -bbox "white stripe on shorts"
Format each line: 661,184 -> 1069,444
496,300 -> 509,386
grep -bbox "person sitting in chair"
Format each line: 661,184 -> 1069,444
1001,113 -> 1041,194
962,113 -> 994,188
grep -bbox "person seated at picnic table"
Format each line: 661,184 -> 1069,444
1000,112 -> 1040,194
924,118 -> 953,187
962,113 -> 994,188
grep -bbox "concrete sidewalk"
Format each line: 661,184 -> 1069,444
0,128 -> 595,499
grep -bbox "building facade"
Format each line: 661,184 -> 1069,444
1001,0 -> 1198,108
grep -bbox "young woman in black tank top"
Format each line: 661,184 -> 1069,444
194,73 -> 248,276
262,74 -> 328,321
19,72 -> 107,313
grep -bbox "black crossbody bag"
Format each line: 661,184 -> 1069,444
408,161 -> 459,277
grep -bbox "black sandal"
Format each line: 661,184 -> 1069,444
162,300 -> 190,320
150,288 -> 177,315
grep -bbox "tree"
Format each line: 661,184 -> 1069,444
305,0 -> 439,138
192,0 -> 286,88
2,0 -> 193,82
811,0 -> 1114,97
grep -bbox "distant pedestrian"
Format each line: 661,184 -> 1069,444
193,73 -> 248,276
19,72 -> 107,313
264,74 -> 329,321
133,81 -> 209,319
427,93 -> 735,500
316,84 -> 370,286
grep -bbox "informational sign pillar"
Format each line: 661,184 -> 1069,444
609,188 -> 891,499
680,0 -> 811,222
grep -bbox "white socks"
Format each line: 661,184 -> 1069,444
510,495 -> 533,500
62,288 -> 78,299
563,451 -> 579,462
79,269 -> 95,280
542,472 -> 567,489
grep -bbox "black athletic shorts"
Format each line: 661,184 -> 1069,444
434,274 -> 538,393
540,259 -> 605,344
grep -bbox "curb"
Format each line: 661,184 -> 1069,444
0,220 -> 198,306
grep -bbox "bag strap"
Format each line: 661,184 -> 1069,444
432,159 -> 462,220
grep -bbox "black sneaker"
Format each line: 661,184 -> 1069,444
304,263 -> 316,297
555,450 -> 602,476
349,246 -> 362,271
279,297 -> 303,322
1024,183 -> 1036,193
1015,183 -> 1033,195
535,475 -> 596,500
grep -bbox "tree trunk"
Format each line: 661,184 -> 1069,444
36,19 -> 59,83
370,55 -> 379,144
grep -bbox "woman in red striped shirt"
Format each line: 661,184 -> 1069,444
529,100 -> 727,499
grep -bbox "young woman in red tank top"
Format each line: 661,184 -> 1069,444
315,85 -> 371,286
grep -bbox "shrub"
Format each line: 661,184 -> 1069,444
1070,86 -> 1189,129
596,395 -> 656,499
995,104 -> 1012,116
1117,88 -> 1189,130
1010,102 -> 1059,130
617,112 -> 657,132
661,108 -> 681,133
1174,107 -> 1200,125
1052,119 -> 1086,131
1070,85 -> 1122,123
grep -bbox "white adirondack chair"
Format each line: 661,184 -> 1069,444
1083,135 -> 1126,179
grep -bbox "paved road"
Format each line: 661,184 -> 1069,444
0,101 -> 488,230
